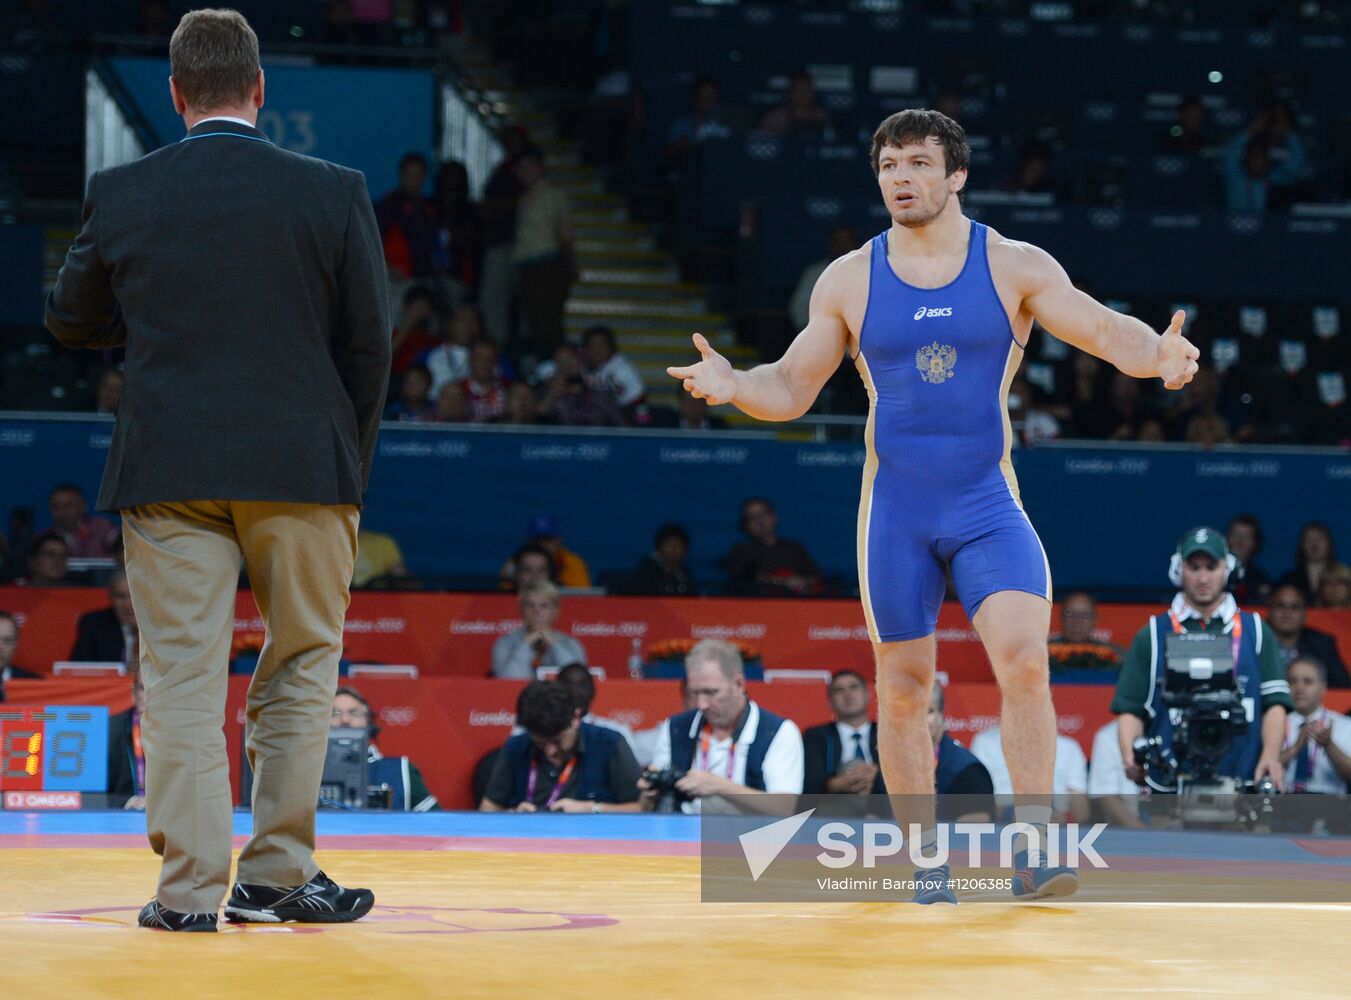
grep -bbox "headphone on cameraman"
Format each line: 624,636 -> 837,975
1167,527 -> 1239,588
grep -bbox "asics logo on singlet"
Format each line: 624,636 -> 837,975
913,306 -> 953,320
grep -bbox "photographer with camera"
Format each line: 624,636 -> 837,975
1112,527 -> 1291,795
641,639 -> 803,813
480,681 -> 644,813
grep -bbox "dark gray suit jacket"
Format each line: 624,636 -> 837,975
45,118 -> 391,511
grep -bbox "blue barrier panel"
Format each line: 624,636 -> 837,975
105,57 -> 435,197
1,417 -> 1347,591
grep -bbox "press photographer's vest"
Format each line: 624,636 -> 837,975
667,703 -> 786,791
504,722 -> 625,807
1145,609 -> 1263,781
935,733 -> 981,794
368,755 -> 412,811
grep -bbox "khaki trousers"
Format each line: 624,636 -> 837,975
121,500 -> 358,913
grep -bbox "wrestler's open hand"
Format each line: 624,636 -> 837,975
1157,310 -> 1200,390
667,333 -> 736,405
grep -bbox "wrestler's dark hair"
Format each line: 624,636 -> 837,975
870,108 -> 971,180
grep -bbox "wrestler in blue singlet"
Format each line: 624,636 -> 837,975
854,221 -> 1050,642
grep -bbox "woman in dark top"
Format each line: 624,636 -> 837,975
630,523 -> 696,596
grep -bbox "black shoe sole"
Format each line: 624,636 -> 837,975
222,899 -> 374,924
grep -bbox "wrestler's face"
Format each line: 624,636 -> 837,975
876,139 -> 965,229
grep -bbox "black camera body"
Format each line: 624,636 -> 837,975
641,766 -> 689,813
1133,631 -> 1271,824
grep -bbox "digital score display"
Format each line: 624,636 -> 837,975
0,706 -> 109,792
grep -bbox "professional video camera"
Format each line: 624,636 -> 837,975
1132,631 -> 1275,825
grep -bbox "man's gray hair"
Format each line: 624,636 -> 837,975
685,638 -> 743,680
170,9 -> 260,111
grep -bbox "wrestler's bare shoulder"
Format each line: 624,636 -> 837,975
983,225 -> 1064,290
813,243 -> 872,302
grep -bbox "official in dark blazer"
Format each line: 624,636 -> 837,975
802,670 -> 888,796
45,10 -> 387,932
70,570 -> 137,663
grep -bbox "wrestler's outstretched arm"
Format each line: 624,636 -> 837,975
1014,242 -> 1200,390
666,256 -> 854,420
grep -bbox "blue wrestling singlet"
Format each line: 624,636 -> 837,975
854,221 -> 1051,642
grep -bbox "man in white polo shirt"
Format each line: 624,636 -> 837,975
1281,655 -> 1351,794
642,639 -> 803,813
971,725 -> 1090,823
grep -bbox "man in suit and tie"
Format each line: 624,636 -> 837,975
70,570 -> 138,664
802,670 -> 886,795
45,9 -> 390,932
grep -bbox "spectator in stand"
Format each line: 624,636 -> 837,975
1156,95 -> 1213,155
1137,418 -> 1166,443
1082,372 -> 1148,440
49,483 -> 119,558
491,581 -> 588,679
927,682 -> 995,820
462,339 -> 509,423
425,305 -> 482,399
433,382 -> 469,423
480,680 -> 643,813
971,725 -> 1090,823
375,151 -> 441,285
19,531 -> 71,586
432,158 -> 482,300
538,344 -> 623,427
671,390 -> 728,431
1281,656 -> 1351,794
332,688 -> 438,811
1086,719 -> 1143,828
1007,375 -> 1061,446
802,670 -> 884,797
665,76 -> 734,173
480,125 -> 530,347
1054,352 -> 1108,432
1267,583 -> 1351,687
1,611 -> 41,693
758,69 -> 832,139
583,325 -> 646,421
1282,521 -> 1346,605
501,542 -> 558,592
788,225 -> 859,331
1319,564 -> 1351,610
1223,104 -> 1307,213
1047,591 -> 1123,678
1226,513 -> 1273,605
351,530 -> 407,588
390,285 -> 441,375
71,569 -> 138,664
628,523 -> 696,596
725,497 -> 821,597
513,147 -> 574,354
107,671 -> 148,809
525,515 -> 591,588
501,382 -> 540,425
383,364 -> 435,422
555,662 -> 636,751
95,368 -> 124,414
1000,142 -> 1059,197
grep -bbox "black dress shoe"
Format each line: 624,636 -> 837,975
138,900 -> 218,932
223,870 -> 374,924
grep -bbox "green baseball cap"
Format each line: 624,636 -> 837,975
1178,526 -> 1229,562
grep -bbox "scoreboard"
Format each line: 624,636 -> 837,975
0,706 -> 109,792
